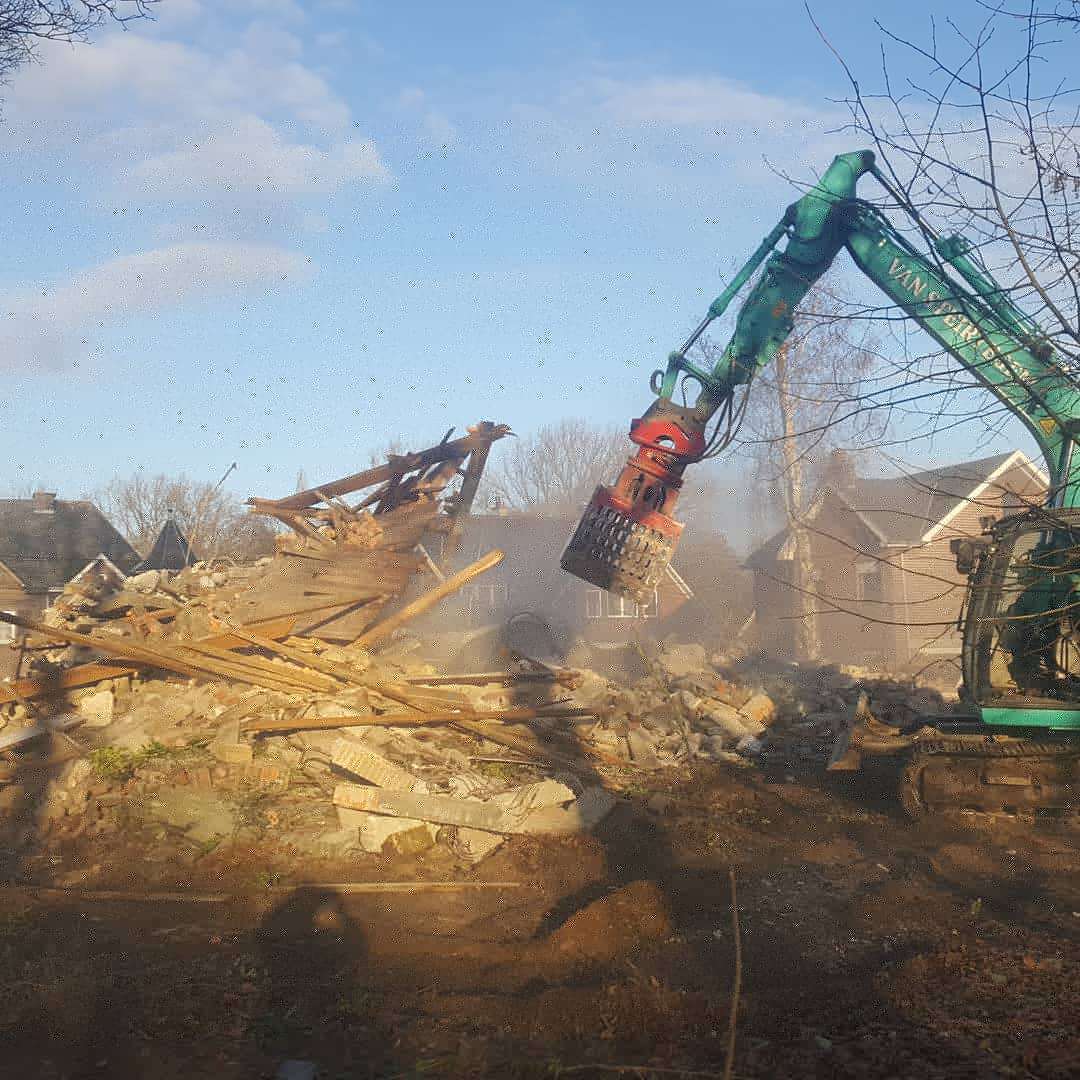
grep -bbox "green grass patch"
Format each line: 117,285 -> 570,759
88,740 -> 184,781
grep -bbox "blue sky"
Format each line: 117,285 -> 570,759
0,0 -> 1046,549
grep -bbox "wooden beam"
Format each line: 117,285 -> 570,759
0,613 -> 324,695
442,436 -> 494,562
209,618 -> 365,687
243,704 -> 593,735
350,549 -> 504,649
260,423 -> 509,511
402,670 -> 579,687
0,615 -> 298,706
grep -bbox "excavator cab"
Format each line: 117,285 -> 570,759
960,508 -> 1080,725
828,508 -> 1080,813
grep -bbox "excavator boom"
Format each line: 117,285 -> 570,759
561,149 -> 1080,817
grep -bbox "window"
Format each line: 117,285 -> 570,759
585,589 -> 658,619
855,560 -> 883,603
0,611 -> 17,644
463,583 -> 508,620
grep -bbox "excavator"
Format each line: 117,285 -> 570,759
561,148 -> 1080,819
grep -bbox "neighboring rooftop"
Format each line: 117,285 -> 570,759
134,510 -> 199,574
747,450 -> 1046,566
0,492 -> 141,591
840,452 -> 1033,546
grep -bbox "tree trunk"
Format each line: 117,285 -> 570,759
774,344 -> 819,661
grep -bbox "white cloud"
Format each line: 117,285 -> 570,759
314,29 -> 348,50
0,22 -> 391,246
0,243 -> 308,370
393,85 -> 458,146
592,75 -> 841,135
230,0 -> 307,20
159,0 -> 204,23
490,71 -> 854,208
134,115 -> 387,194
396,87 -> 426,109
5,31 -> 351,133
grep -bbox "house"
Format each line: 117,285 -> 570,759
425,512 -> 695,655
745,450 -> 1047,671
134,509 -> 199,573
0,491 -> 141,676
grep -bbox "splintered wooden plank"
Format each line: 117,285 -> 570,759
200,615 -> 298,650
351,550 -> 503,648
0,662 -> 138,705
244,551 -> 418,593
0,615 -> 299,705
0,613 -> 312,695
292,599 -> 388,642
266,425 -> 509,511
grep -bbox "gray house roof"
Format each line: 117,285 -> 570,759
746,451 -> 1045,568
840,452 -> 1022,546
134,511 -> 199,573
0,494 -> 141,591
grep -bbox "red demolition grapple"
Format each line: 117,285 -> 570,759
560,412 -> 706,602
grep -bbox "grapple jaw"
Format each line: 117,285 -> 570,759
560,404 -> 704,602
560,484 -> 683,602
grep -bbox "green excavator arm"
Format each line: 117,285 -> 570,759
656,148 -> 1080,498
561,148 -> 1080,743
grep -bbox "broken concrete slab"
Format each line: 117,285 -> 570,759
209,714 -> 254,765
333,778 -> 606,837
625,727 -> 661,769
515,786 -> 616,835
334,784 -> 511,833
124,569 -> 163,594
0,713 -> 82,752
489,779 -> 576,816
107,721 -> 153,751
144,788 -> 237,845
739,692 -> 776,728
336,804 -> 369,833
330,737 -> 421,791
382,823 -> 436,856
211,742 -> 254,766
657,643 -> 708,679
698,699 -> 756,740
354,811 -> 438,854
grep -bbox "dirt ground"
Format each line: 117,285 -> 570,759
0,750 -> 1077,1080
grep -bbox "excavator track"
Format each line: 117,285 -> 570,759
898,735 -> 1080,821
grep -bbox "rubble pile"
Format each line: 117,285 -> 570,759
568,644 -> 952,773
0,425 -> 951,879
569,643 -> 777,769
721,660 -> 951,771
0,423 -> 631,871
0,579 -> 950,880
6,644 -> 615,867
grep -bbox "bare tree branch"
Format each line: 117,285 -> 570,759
0,1 -> 158,85
95,471 -> 277,564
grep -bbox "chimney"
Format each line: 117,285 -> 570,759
823,450 -> 856,492
32,491 -> 57,513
